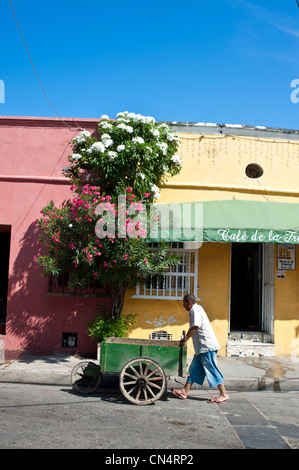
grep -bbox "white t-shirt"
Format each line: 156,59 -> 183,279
189,303 -> 220,354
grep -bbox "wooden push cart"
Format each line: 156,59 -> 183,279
71,336 -> 187,405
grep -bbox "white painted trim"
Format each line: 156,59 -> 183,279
228,244 -> 232,333
134,248 -> 199,300
262,244 -> 275,339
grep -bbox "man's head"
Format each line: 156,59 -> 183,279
183,293 -> 196,311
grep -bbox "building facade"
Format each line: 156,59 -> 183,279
0,117 -> 299,357
124,122 -> 299,358
0,116 -> 103,354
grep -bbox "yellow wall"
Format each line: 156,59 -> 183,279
194,243 -> 230,355
161,133 -> 299,202
161,132 -> 299,204
123,130 -> 299,357
274,245 -> 299,356
124,242 -> 230,356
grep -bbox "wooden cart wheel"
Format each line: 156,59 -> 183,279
71,361 -> 102,394
119,356 -> 166,405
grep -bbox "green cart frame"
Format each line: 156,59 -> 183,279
71,336 -> 187,405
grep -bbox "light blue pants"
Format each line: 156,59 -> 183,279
187,350 -> 223,388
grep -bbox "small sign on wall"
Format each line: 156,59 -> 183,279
277,244 -> 296,271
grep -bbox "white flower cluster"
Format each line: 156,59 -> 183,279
91,141 -> 105,153
108,151 -> 117,161
93,112 -> 180,164
132,137 -> 145,145
73,130 -> 91,144
165,131 -> 180,142
117,111 -> 156,124
157,142 -> 167,155
83,134 -> 114,154
72,153 -> 82,160
150,183 -> 160,200
171,154 -> 182,164
158,123 -> 180,142
101,133 -> 113,147
68,112 -> 181,201
117,123 -> 134,133
150,128 -> 160,138
99,121 -> 113,130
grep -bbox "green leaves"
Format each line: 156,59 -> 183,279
87,312 -> 137,342
35,184 -> 181,294
62,111 -> 181,202
35,111 -> 183,320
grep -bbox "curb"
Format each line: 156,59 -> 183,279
168,377 -> 298,392
0,371 -> 71,386
0,371 -> 299,392
169,376 -> 299,392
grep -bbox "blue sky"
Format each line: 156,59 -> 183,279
1,0 -> 299,129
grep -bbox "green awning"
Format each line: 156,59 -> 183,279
148,200 -> 299,244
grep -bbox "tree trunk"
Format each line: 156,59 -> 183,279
109,284 -> 128,319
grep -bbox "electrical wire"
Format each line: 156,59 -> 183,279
7,1 -> 89,240
8,0 -> 82,131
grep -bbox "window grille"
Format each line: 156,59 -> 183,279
48,272 -> 107,297
150,331 -> 173,340
134,243 -> 198,300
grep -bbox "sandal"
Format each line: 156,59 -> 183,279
207,396 -> 229,404
171,388 -> 187,400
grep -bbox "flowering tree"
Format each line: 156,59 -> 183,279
35,112 -> 182,326
62,111 -> 181,201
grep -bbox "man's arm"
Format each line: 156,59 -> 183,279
179,325 -> 198,347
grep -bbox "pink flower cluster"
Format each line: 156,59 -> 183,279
35,184 -> 154,272
70,184 -> 112,221
51,232 -> 60,243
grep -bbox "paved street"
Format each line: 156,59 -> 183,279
0,383 -> 298,450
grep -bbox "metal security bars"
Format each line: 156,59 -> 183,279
134,243 -> 198,300
48,272 -> 107,297
150,331 -> 173,340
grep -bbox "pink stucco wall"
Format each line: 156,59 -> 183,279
0,116 -> 108,354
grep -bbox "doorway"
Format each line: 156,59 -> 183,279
230,243 -> 263,331
0,227 -> 11,334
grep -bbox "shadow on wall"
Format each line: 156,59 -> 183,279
5,222 -> 106,354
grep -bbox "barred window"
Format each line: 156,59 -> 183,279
150,331 -> 173,340
48,272 -> 107,297
134,243 -> 198,300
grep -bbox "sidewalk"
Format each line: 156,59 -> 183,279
0,351 -> 299,392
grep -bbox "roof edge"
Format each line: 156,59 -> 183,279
0,116 -> 100,129
0,116 -> 298,138
166,121 -> 299,139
